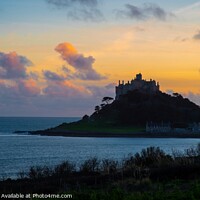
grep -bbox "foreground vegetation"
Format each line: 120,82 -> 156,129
70,181 -> 200,200
2,145 -> 200,199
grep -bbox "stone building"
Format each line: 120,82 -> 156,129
115,73 -> 160,100
189,123 -> 200,132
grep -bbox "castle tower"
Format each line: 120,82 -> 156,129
115,73 -> 160,100
136,73 -> 142,80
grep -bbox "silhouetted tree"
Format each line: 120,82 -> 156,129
80,157 -> 100,173
82,115 -> 89,121
100,103 -> 106,109
54,161 -> 75,177
95,106 -> 100,113
173,93 -> 183,98
173,93 -> 179,97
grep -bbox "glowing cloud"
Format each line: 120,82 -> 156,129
43,80 -> 91,97
0,51 -> 32,79
18,79 -> 41,97
55,42 -> 106,80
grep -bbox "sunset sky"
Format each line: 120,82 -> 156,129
0,0 -> 200,116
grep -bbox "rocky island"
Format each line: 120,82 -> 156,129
30,73 -> 200,138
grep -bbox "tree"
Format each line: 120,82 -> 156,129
100,103 -> 106,109
95,106 -> 100,113
173,93 -> 183,98
82,115 -> 89,121
102,97 -> 114,105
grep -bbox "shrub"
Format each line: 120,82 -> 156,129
196,143 -> 200,156
80,157 -> 100,174
101,159 -> 118,174
54,161 -> 76,177
28,166 -> 52,179
123,147 -> 172,170
134,147 -> 172,167
17,170 -> 27,179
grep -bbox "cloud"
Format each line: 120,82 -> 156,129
175,2 -> 200,14
43,80 -> 91,98
55,43 -> 91,70
29,71 -> 39,80
17,80 -> 41,97
119,4 -> 145,20
105,83 -> 116,89
87,83 -> 115,98
166,89 -> 174,95
43,70 -> 66,81
193,30 -> 200,40
0,80 -> 93,117
183,92 -> 200,106
67,8 -> 103,21
0,51 -> 32,79
47,0 -> 98,7
174,36 -> 189,42
55,42 -> 106,80
117,3 -> 172,21
175,30 -> 200,43
0,49 -> 112,116
0,79 -> 40,99
46,0 -> 103,21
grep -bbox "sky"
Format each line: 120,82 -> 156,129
0,0 -> 200,117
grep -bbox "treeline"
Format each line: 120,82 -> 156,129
2,144 -> 200,196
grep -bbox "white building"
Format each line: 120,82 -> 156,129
146,122 -> 171,133
189,122 -> 200,133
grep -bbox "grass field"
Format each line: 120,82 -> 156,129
54,121 -> 145,133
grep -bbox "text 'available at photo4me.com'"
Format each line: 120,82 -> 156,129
1,193 -> 73,199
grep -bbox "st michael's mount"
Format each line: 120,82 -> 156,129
30,73 -> 200,136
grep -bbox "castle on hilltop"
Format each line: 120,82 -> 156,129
115,73 -> 160,100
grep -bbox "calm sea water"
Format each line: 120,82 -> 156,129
1,117 -> 200,179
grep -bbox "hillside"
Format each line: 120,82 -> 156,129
30,73 -> 200,135
90,90 -> 200,126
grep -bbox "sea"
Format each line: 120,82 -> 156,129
1,117 -> 200,179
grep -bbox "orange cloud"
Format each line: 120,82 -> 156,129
55,42 -> 77,57
55,42 -> 106,80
